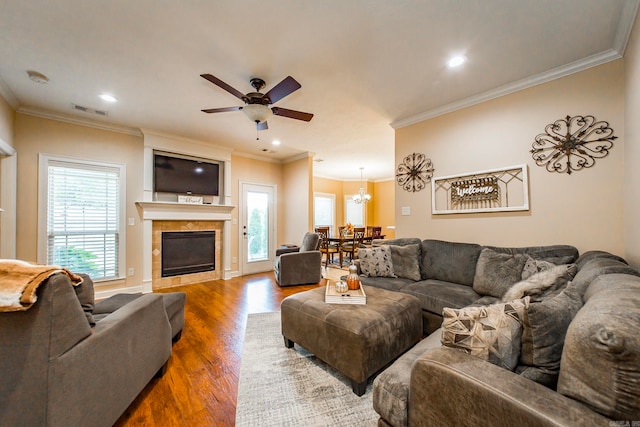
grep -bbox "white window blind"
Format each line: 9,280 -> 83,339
345,197 -> 364,226
314,193 -> 335,234
46,160 -> 121,280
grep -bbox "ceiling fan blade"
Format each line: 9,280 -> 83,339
200,74 -> 246,101
257,121 -> 268,131
201,106 -> 242,114
263,76 -> 301,104
271,107 -> 314,122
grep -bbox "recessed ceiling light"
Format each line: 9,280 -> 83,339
447,56 -> 466,68
99,93 -> 118,103
27,70 -> 49,84
272,140 -> 281,146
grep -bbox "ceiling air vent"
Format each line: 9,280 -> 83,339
71,103 -> 109,117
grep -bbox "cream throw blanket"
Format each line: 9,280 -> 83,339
0,259 -> 83,312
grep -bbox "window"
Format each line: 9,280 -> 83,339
314,193 -> 335,234
345,197 -> 364,226
39,155 -> 125,281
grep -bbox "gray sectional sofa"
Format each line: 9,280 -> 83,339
355,238 -> 640,426
0,272 -> 185,427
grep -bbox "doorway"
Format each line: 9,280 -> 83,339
241,182 -> 276,275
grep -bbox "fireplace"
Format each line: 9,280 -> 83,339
161,231 -> 215,277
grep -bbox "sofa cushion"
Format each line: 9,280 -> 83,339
557,274 -> 640,420
575,250 -> 628,270
403,279 -> 481,315
389,244 -> 421,281
502,263 -> 577,302
420,240 -> 482,286
485,244 -> 579,265
73,274 -> 96,326
358,275 -> 415,291
517,278 -> 584,388
441,298 -> 529,370
572,255 -> 640,294
358,246 -> 395,278
473,248 -> 529,298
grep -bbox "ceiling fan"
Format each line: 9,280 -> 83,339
200,74 -> 314,132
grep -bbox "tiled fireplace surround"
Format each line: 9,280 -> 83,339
136,202 -> 234,291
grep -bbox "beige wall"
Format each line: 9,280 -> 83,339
624,12 -> 640,269
373,180 -> 395,239
0,94 -> 14,145
395,60 -> 625,256
0,95 -> 16,257
282,155 -> 313,244
14,113 -> 145,290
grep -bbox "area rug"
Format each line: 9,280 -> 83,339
236,311 -> 378,426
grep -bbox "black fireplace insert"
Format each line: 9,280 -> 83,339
161,230 -> 215,277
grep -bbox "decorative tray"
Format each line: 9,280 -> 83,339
324,280 -> 366,305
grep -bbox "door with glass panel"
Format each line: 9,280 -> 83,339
241,182 -> 276,275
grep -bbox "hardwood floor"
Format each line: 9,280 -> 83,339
113,272 -> 329,427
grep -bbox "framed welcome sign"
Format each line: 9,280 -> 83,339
431,164 -> 529,214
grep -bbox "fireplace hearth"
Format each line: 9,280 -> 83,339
161,230 -> 215,277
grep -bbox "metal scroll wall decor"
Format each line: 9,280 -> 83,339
395,153 -> 434,192
530,115 -> 617,174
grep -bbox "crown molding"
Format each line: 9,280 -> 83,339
18,106 -> 142,136
614,0 -> 640,54
0,76 -> 19,110
231,150 -> 283,164
391,48 -> 624,129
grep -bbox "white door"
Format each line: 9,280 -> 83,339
241,182 -> 276,275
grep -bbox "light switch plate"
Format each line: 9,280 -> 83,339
401,206 -> 411,216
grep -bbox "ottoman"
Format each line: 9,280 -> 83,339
281,285 -> 422,396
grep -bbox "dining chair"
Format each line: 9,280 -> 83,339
342,227 -> 365,261
316,227 -> 341,268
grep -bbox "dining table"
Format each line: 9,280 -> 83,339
324,234 -> 386,267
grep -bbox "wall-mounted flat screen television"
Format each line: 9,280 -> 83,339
154,153 -> 220,196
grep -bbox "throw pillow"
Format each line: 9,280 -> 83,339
389,244 -> 421,281
472,248 -> 529,298
517,279 -> 584,388
358,246 -> 395,278
502,263 -> 578,302
73,274 -> 96,326
521,256 -> 557,280
441,298 -> 529,370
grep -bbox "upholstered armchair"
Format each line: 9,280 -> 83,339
274,232 -> 322,286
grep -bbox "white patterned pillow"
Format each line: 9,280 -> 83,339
358,246 -> 395,278
441,298 -> 530,370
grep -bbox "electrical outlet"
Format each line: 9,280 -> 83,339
127,267 -> 134,276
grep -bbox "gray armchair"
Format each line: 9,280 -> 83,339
274,232 -> 322,286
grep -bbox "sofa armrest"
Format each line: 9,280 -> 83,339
276,250 -> 322,286
409,347 -> 610,427
47,294 -> 172,426
276,246 -> 300,256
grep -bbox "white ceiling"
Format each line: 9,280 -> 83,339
0,0 -> 638,181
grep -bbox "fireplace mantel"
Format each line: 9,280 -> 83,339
136,201 -> 234,221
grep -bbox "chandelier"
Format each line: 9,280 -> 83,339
352,167 -> 372,204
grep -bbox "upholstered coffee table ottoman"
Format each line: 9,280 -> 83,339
281,285 -> 422,396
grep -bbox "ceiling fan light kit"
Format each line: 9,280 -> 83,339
200,74 -> 313,137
